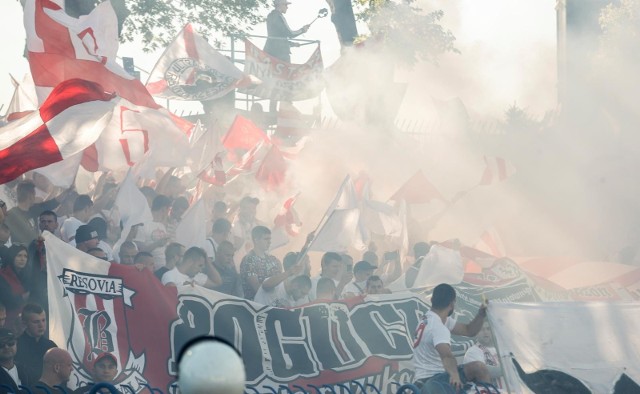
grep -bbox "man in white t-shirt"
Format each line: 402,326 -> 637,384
342,260 -> 377,298
60,195 -> 93,243
412,283 -> 490,393
254,252 -> 310,307
162,247 -> 222,289
464,322 -> 503,389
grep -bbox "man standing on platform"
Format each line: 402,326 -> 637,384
264,0 -> 309,63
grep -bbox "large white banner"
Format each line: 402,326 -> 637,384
488,302 -> 640,393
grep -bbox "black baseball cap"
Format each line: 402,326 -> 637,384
353,260 -> 377,273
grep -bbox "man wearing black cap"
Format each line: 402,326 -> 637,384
342,260 -> 377,298
0,328 -> 32,393
75,225 -> 99,253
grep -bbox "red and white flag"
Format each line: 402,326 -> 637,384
389,170 -> 445,203
255,145 -> 288,191
221,115 -> 269,162
79,99 -> 191,172
24,0 -> 157,107
479,156 -> 516,185
0,79 -> 116,184
270,194 -> 302,250
146,24 -> 254,101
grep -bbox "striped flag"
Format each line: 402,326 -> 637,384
0,79 -> 116,184
24,0 -> 157,107
479,156 -> 516,185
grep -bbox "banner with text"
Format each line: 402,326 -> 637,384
240,40 -> 324,101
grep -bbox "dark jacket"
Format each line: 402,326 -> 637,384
264,10 -> 304,62
0,362 -> 32,394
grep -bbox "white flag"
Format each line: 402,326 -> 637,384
175,199 -> 207,250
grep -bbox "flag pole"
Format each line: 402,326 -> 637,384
483,296 -> 513,394
295,175 -> 350,263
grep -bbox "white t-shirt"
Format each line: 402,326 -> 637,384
203,238 -> 218,262
61,217 -> 83,242
134,221 -> 168,270
2,364 -> 21,386
161,267 -> 208,287
413,310 -> 457,380
341,280 -> 366,298
254,281 -> 308,308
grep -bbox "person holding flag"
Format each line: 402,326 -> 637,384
412,283 -> 491,393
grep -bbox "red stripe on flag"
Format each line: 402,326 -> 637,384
0,123 -> 63,184
37,0 -> 76,58
29,52 -> 159,108
183,24 -> 199,60
39,79 -> 113,122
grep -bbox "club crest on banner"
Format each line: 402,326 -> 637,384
58,269 -> 147,391
164,58 -> 237,101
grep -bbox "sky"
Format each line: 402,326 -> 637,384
0,0 -> 557,119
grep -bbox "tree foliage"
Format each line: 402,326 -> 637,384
353,0 -> 457,65
102,0 -> 271,51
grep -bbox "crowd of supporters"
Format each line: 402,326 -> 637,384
0,170 -> 507,393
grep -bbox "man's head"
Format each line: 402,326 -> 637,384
151,195 -> 172,221
283,252 -> 310,276
21,303 -> 47,339
320,252 -> 343,279
42,348 -> 73,384
431,283 -> 456,316
476,322 -> 493,347
251,226 -> 271,253
353,260 -> 377,282
165,243 -> 185,270
413,241 -> 431,259
118,241 -> 138,265
211,218 -> 232,243
215,241 -> 235,266
212,201 -> 228,220
287,275 -> 311,301
73,194 -> 94,222
316,277 -> 336,300
0,302 -> 6,327
178,247 -> 207,278
75,224 -> 99,252
170,197 -> 190,221
0,328 -> 17,363
39,210 -> 59,233
238,196 -> 259,222
365,275 -> 385,294
134,252 -> 155,271
93,352 -> 118,383
87,248 -> 108,261
165,176 -> 185,199
274,0 -> 291,13
16,181 -> 36,206
87,217 -> 108,241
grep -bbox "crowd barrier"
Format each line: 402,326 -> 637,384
2,380 -> 499,394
